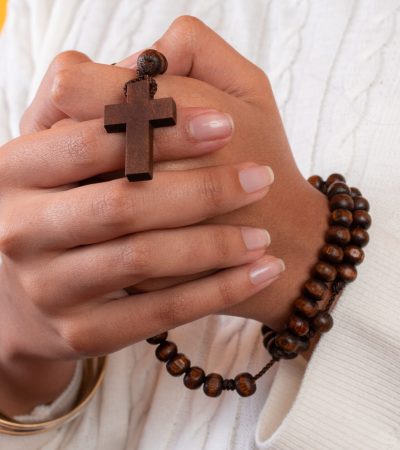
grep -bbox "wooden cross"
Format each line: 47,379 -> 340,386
104,79 -> 176,181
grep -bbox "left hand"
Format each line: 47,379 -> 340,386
21,16 -> 329,331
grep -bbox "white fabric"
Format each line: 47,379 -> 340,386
1,0 -> 400,448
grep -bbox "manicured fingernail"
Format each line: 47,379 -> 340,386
239,165 -> 274,193
188,111 -> 234,142
249,257 -> 285,285
241,227 -> 271,250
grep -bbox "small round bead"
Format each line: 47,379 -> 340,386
344,245 -> 365,265
330,209 -> 353,228
320,244 -> 344,263
297,337 -> 311,353
137,49 -> 168,76
313,261 -> 337,282
155,341 -> 177,362
326,173 -> 346,188
166,353 -> 190,376
352,210 -> 371,229
267,340 -> 285,361
275,332 -> 300,353
336,263 -> 357,282
294,297 -> 319,318
326,226 -> 351,246
203,373 -> 223,397
263,331 -> 276,349
183,367 -> 205,390
353,196 -> 370,211
350,187 -> 362,198
327,181 -> 350,198
288,314 -> 310,336
351,228 -> 370,247
261,324 -> 273,335
308,175 -> 325,191
329,193 -> 354,212
146,332 -> 168,345
234,373 -> 257,397
312,312 -> 334,333
303,278 -> 328,301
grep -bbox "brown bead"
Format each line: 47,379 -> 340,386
288,314 -> 310,336
308,175 -> 325,191
350,187 -> 362,198
336,263 -> 357,282
312,312 -> 334,333
263,331 -> 276,349
294,297 -> 319,318
166,353 -> 190,376
313,261 -> 337,282
275,331 -> 300,353
327,181 -> 350,198
155,341 -> 177,362
320,244 -> 344,263
147,332 -> 168,345
326,226 -> 351,246
303,278 -> 328,301
234,373 -> 257,397
330,209 -> 353,227
344,245 -> 365,265
329,193 -> 354,212
352,210 -> 371,229
261,324 -> 273,335
183,366 -> 205,389
353,196 -> 370,211
297,337 -> 311,353
203,373 -> 223,397
137,49 -> 168,76
351,227 -> 369,247
326,173 -> 346,188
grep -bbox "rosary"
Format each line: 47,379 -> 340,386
105,50 -> 371,398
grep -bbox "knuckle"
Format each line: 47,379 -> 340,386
91,183 -> 133,227
50,66 -> 74,108
171,15 -> 205,34
200,170 -> 226,210
119,239 -> 151,278
0,217 -> 22,256
19,270 -> 48,309
59,320 -> 93,357
156,292 -> 188,330
217,277 -> 237,308
63,126 -> 94,168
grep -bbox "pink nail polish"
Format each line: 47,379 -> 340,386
241,227 -> 271,250
249,257 -> 285,285
188,111 -> 234,142
239,166 -> 274,193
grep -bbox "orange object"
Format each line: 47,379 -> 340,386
0,0 -> 7,31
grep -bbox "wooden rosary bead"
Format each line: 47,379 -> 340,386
326,226 -> 351,246
327,181 -> 350,198
294,296 -> 319,318
137,49 -> 168,77
313,261 -> 337,282
336,263 -> 357,282
320,243 -> 344,263
147,332 -> 168,345
275,331 -> 300,353
263,331 -> 276,349
203,373 -> 223,397
288,314 -> 310,336
330,209 -> 353,228
308,175 -> 324,191
261,324 -> 273,335
326,173 -> 346,188
297,336 -> 311,353
329,193 -> 354,212
234,373 -> 257,397
352,210 -> 371,229
166,353 -> 191,376
183,367 -> 205,390
303,278 -> 328,301
353,196 -> 370,211
350,187 -> 362,198
155,341 -> 177,362
312,312 -> 334,333
351,227 -> 370,247
344,245 -> 365,265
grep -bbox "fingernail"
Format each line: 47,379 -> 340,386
116,50 -> 142,68
241,227 -> 271,250
239,165 -> 274,193
249,257 -> 285,285
188,111 -> 234,142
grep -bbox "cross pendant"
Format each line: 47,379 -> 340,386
104,79 -> 176,182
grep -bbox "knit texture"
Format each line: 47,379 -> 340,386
1,1 -> 400,449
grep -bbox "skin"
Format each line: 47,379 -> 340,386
0,16 -> 328,416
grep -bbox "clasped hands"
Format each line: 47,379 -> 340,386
0,16 -> 328,415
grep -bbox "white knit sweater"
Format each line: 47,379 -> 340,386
1,1 -> 400,449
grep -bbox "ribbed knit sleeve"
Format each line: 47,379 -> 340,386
255,223 -> 400,449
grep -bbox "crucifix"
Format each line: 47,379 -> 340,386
104,50 -> 176,182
